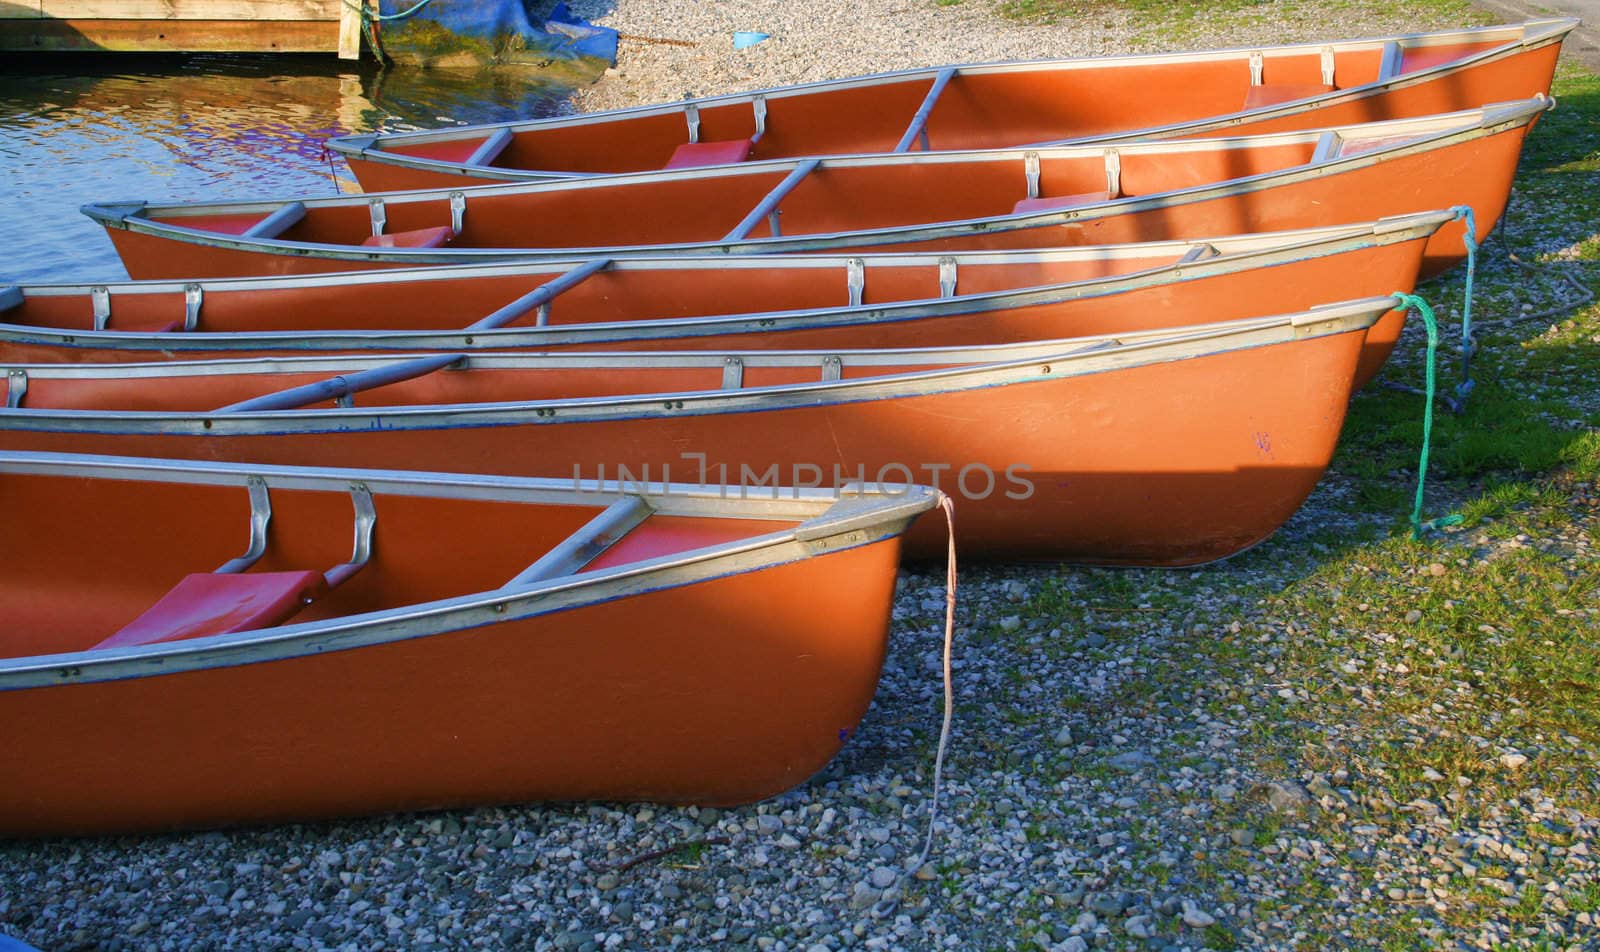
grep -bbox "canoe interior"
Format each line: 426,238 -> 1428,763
11,358 -> 959,411
4,252 -> 1184,335
376,43 -> 1474,175
0,471 -> 789,660
159,141 -> 1322,249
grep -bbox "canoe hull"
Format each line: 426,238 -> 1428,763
0,322 -> 1372,565
0,537 -> 900,835
97,106 -> 1534,283
0,457 -> 921,836
6,221 -> 1433,387
333,20 -> 1568,188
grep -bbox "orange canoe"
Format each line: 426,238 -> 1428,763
0,212 -> 1445,386
325,19 -> 1571,189
0,300 -> 1392,564
84,101 -> 1545,281
0,451 -> 935,836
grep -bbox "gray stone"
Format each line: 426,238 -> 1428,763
868,867 -> 898,889
1180,901 -> 1216,928
1108,751 -> 1155,772
848,882 -> 880,912
1265,781 -> 1314,815
1125,914 -> 1155,939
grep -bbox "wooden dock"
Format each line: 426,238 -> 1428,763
0,0 -> 372,57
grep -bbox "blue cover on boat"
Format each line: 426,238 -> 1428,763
0,935 -> 41,952
376,0 -> 618,69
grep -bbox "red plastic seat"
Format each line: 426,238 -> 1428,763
1242,83 -> 1335,109
1012,190 -> 1114,215
95,571 -> 327,650
664,138 -> 755,170
360,226 -> 456,249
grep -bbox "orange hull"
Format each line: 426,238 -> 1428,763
0,454 -> 932,835
3,214 -> 1442,386
327,20 -> 1569,188
87,102 -> 1544,282
0,302 -> 1389,564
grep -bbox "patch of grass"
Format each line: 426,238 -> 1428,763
991,0 -> 1487,44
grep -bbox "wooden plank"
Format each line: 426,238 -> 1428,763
0,1 -> 44,20
0,17 -> 339,51
40,0 -> 338,19
336,0 -> 363,59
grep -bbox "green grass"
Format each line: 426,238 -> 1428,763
980,0 -> 1487,43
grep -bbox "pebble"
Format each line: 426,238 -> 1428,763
1180,900 -> 1217,928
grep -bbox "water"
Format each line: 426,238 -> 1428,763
0,55 -> 575,283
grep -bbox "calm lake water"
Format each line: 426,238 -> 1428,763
0,55 -> 574,283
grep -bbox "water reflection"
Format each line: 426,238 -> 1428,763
0,54 -> 573,282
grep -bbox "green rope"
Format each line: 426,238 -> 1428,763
1392,292 -> 1464,540
341,0 -> 432,21
1449,204 -> 1479,411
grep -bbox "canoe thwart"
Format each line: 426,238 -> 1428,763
1177,243 -> 1220,263
241,201 -> 307,240
217,352 -> 465,413
1378,40 -> 1404,80
465,128 -> 514,168
503,495 -> 653,587
467,256 -> 612,330
723,159 -> 819,242
894,67 -> 957,153
1311,130 -> 1342,163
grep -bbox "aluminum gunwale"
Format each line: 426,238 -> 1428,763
83,101 -> 1545,267
5,212 -> 1448,355
324,19 -> 1573,182
0,451 -> 937,690
0,298 -> 1390,435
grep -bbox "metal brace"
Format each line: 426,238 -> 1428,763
1104,150 -> 1122,197
821,355 -> 843,382
91,286 -> 110,331
938,257 -> 958,298
846,259 -> 865,307
183,284 -> 202,332
368,199 -> 386,238
335,392 -> 355,409
767,209 -> 782,238
535,302 -> 551,326
1024,152 -> 1041,199
1249,50 -> 1264,86
449,192 -> 466,235
216,476 -> 272,574
752,96 -> 767,142
322,483 -> 378,590
1320,47 -> 1335,86
5,369 -> 26,409
685,102 -> 701,144
721,356 -> 745,389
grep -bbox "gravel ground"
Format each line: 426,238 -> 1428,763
4,2 -> 1598,951
565,0 -> 1476,112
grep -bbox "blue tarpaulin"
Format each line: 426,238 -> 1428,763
374,0 -> 618,72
